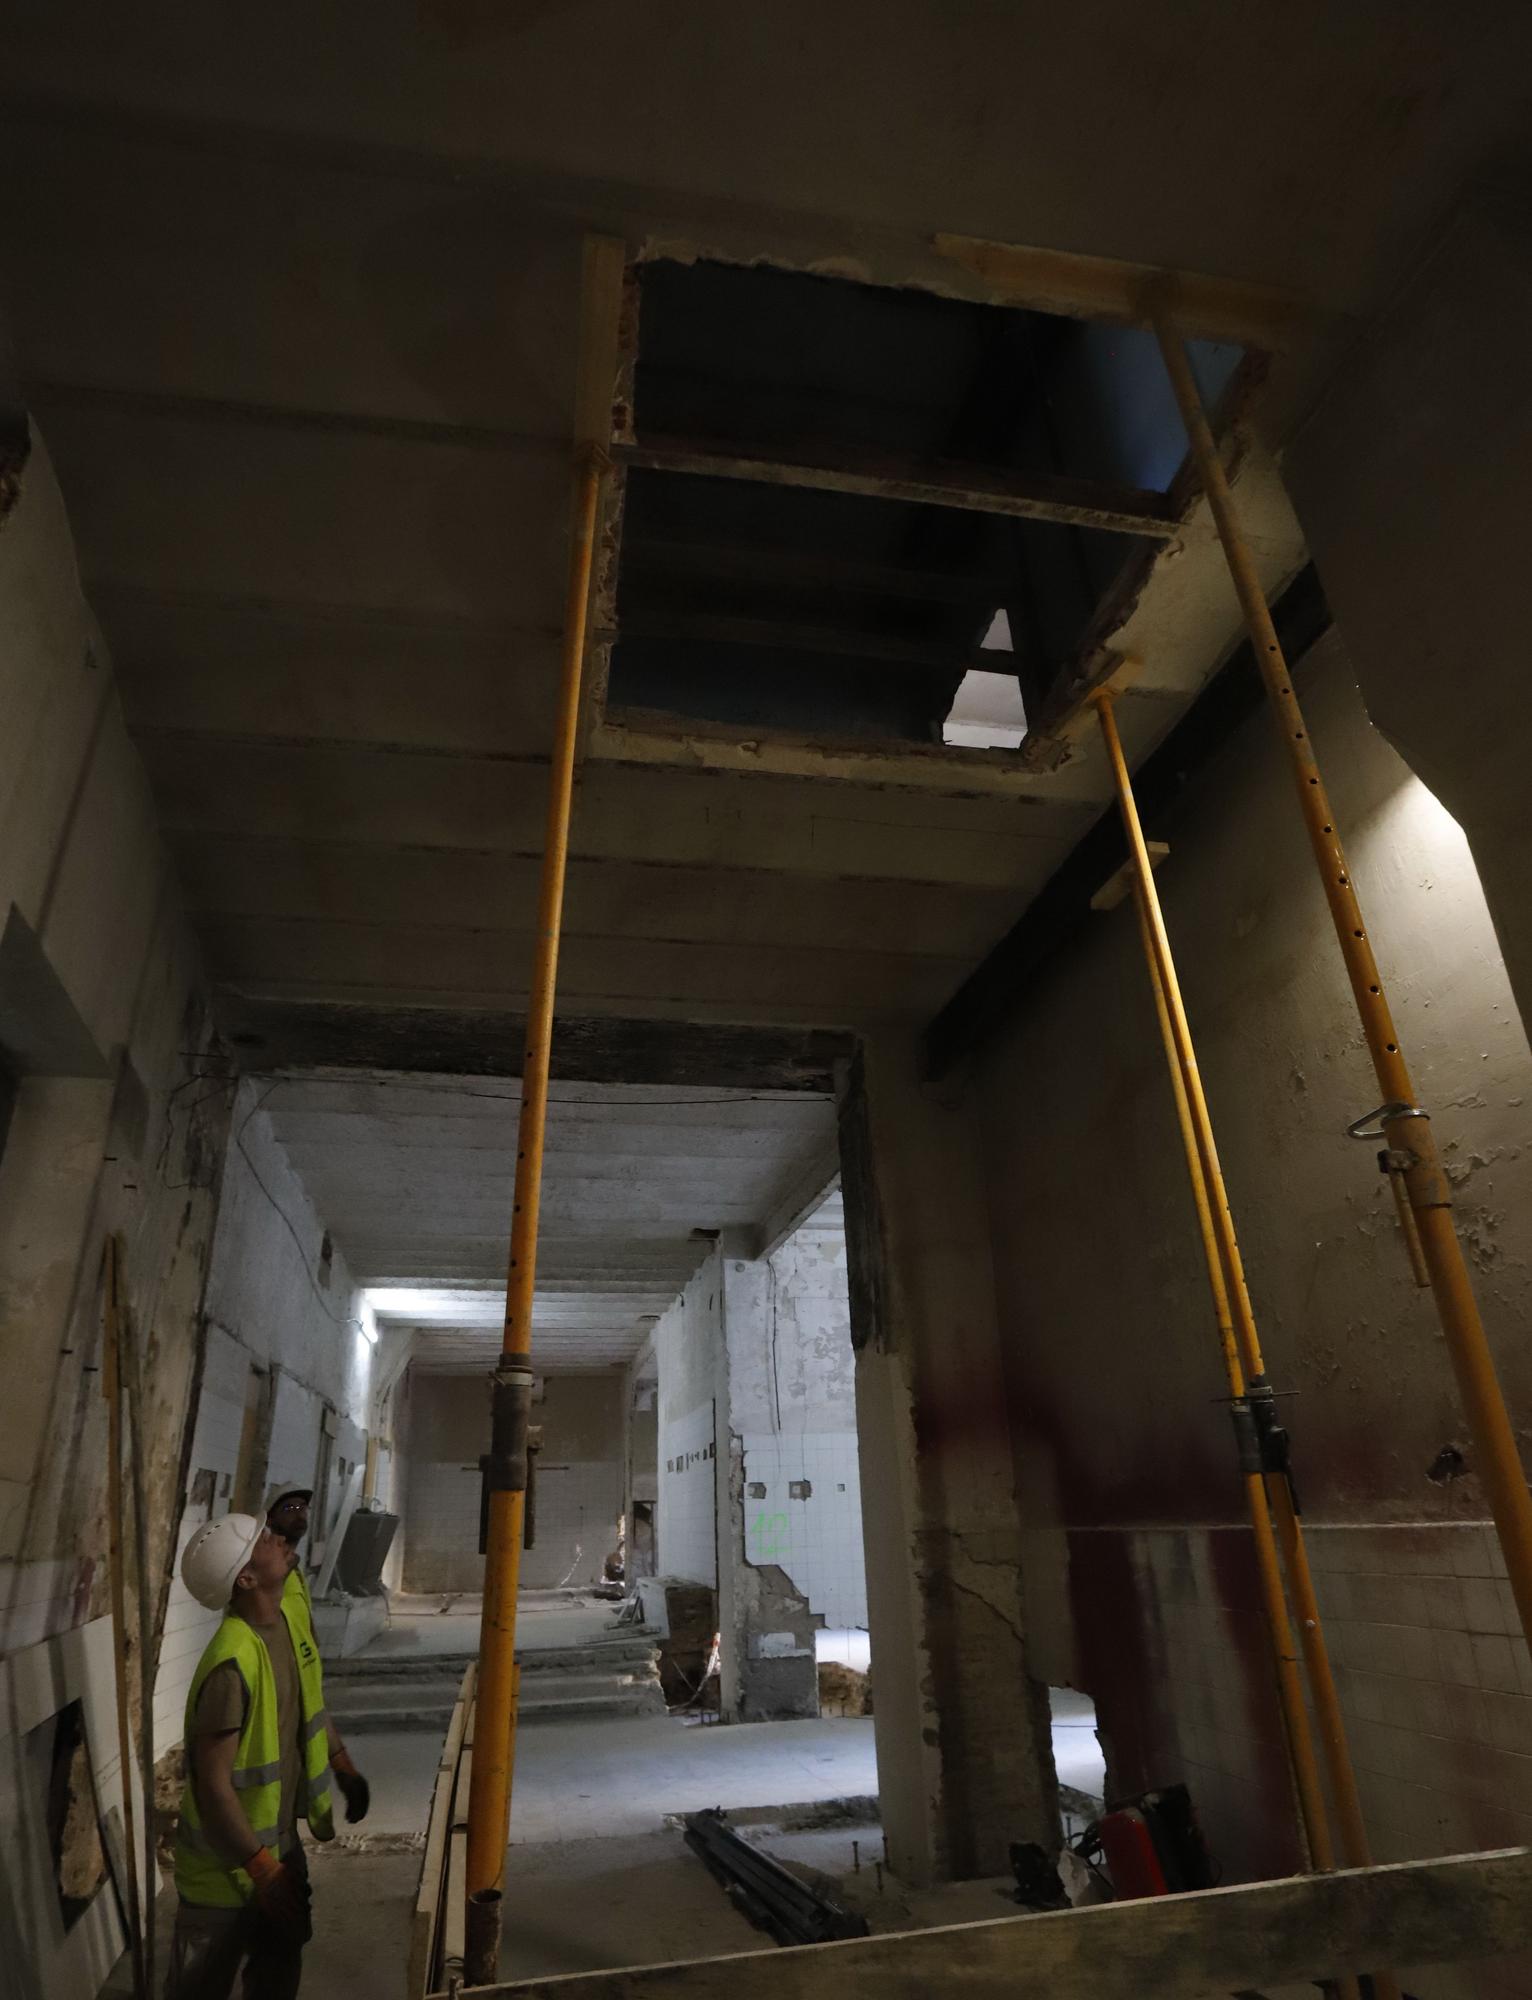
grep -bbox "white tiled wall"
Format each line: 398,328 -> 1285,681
402,1460 -> 483,1593
658,1404 -> 717,1586
741,1430 -> 866,1629
522,1459 -> 623,1589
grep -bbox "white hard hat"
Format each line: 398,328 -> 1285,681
182,1513 -> 264,1611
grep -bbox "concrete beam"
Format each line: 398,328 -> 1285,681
748,1144 -> 842,1262
135,732 -> 1101,880
175,838 -> 1021,962
933,232 -> 1321,347
217,998 -> 848,1090
196,917 -> 969,1023
617,437 -> 1180,537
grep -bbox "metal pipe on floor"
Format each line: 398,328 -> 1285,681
1094,689 -> 1398,2000
1151,306 -> 1532,1670
463,435 -> 607,1984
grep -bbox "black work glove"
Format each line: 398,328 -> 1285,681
333,1759 -> 371,1824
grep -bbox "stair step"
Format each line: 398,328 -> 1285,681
324,1637 -> 659,1681
336,1679 -> 666,1733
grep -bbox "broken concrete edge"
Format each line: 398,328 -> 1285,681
923,561 -> 1332,1078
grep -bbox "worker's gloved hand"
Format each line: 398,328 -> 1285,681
246,1847 -> 311,1939
332,1748 -> 371,1824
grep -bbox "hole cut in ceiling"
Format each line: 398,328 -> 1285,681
607,258 -> 1241,753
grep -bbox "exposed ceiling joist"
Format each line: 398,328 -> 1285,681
216,998 -> 849,1092
615,435 -> 1181,537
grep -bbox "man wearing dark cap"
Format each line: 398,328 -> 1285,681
264,1483 -> 371,1826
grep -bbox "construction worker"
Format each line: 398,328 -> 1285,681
169,1514 -> 330,1999
263,1482 -> 370,1825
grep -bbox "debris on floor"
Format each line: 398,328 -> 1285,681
816,1659 -> 872,1715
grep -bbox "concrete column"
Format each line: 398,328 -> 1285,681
716,1236 -> 819,1721
839,1033 -> 1056,1885
1283,187 -> 1532,1031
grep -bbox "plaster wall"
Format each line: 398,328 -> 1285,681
152,1081 -> 388,1755
733,1216 -> 868,1634
841,1038 -> 1057,1883
654,1250 -> 722,1589
0,434 -> 236,1986
975,644 -> 1532,1995
401,1370 -> 624,1593
0,436 -> 230,1668
522,1373 -> 624,1591
1283,190 -> 1532,1039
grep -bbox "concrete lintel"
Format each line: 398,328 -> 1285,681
615,435 -> 1181,538
213,995 -> 850,1093
747,1143 -> 843,1263
933,232 -> 1326,348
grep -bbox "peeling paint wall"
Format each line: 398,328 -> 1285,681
975,640 -> 1532,1928
734,1210 -> 868,1632
0,438 -> 230,1662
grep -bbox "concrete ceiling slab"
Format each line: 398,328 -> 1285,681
5,9 -> 1528,1061
263,1072 -> 835,1369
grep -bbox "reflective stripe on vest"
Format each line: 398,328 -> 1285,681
174,1598 -> 335,1908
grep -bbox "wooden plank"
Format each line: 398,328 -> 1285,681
932,233 -> 1318,350
616,435 -> 1180,539
1090,840 -> 1169,913
409,1764 -> 458,1999
440,1740 -> 474,1983
444,1845 -> 1532,1999
410,1665 -> 477,1998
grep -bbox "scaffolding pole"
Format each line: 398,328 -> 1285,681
464,236 -> 624,1986
1093,688 -> 1398,2000
1151,307 -> 1532,1666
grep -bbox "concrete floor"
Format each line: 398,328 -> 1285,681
350,1710 -> 880,1848
124,1601 -> 1110,1995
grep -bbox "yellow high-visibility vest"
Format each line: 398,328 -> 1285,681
174,1601 -> 335,1907
283,1563 -> 315,1639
